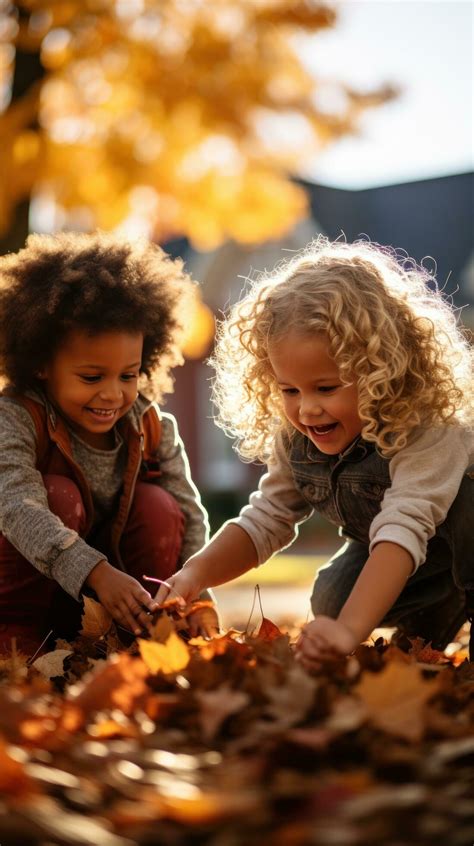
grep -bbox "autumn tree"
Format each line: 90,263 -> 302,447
0,0 -> 394,253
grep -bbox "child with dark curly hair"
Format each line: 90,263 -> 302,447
0,231 -> 215,656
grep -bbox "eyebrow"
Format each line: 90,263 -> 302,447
76,361 -> 142,369
277,376 -> 339,385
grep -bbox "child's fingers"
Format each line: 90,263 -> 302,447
296,630 -> 325,652
295,651 -> 322,672
187,607 -> 220,638
296,634 -> 330,662
154,583 -> 172,605
128,592 -> 159,631
136,589 -> 159,613
117,602 -> 143,636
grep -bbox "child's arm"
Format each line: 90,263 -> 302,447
155,426 -> 312,604
295,541 -> 413,668
154,523 -> 259,604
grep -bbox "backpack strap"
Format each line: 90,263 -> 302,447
141,403 -> 162,462
2,392 -> 50,467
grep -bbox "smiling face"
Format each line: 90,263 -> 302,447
39,330 -> 143,449
268,331 -> 362,455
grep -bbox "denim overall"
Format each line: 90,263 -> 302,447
287,431 -> 473,649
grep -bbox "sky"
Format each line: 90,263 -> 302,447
299,0 -> 473,188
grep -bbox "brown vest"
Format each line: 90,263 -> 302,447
8,393 -> 162,567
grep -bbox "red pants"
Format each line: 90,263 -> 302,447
0,475 -> 185,655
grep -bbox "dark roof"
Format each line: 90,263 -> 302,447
163,171 -> 473,317
301,171 -> 473,312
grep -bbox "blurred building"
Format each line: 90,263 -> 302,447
164,170 -> 473,531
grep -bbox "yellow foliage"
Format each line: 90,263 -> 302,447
181,297 -> 215,360
0,1 -> 395,247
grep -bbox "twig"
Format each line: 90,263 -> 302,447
256,584 -> 265,621
27,630 -> 54,666
142,575 -> 186,605
244,584 -> 259,636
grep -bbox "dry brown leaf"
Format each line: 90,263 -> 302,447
286,725 -> 334,751
159,786 -> 261,825
70,653 -> 149,716
195,684 -> 250,741
264,664 -> 317,728
88,717 -> 139,739
148,611 -> 176,643
407,638 -> 450,665
256,617 -> 284,641
80,596 -> 113,639
325,695 -> 367,733
0,737 -> 37,795
32,649 -> 73,680
355,660 -> 441,741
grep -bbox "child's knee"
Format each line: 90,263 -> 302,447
121,483 -> 185,582
43,475 -> 86,532
310,567 -> 345,618
132,482 -> 185,534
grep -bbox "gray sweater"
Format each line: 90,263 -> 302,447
0,392 -> 209,599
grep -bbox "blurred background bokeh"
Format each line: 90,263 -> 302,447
1,0 -> 472,623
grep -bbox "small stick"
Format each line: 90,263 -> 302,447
243,584 -> 258,636
256,584 -> 265,620
27,629 -> 54,666
142,575 -> 186,605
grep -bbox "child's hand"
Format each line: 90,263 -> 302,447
187,603 -> 221,638
86,560 -> 159,636
153,566 -> 203,607
295,616 -> 358,671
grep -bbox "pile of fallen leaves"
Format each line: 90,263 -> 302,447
0,596 -> 473,846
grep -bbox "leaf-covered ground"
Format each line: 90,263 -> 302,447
0,596 -> 473,846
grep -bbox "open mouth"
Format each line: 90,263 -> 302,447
85,408 -> 118,420
308,422 -> 337,436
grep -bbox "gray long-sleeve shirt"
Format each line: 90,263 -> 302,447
232,425 -> 473,572
0,393 -> 209,599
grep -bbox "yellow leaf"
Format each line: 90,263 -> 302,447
138,632 -> 190,675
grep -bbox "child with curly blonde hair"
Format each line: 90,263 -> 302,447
0,231 -> 216,656
156,238 -> 474,664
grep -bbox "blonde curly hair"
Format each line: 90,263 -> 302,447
211,237 -> 473,461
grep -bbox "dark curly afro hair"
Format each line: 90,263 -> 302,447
0,231 -> 198,400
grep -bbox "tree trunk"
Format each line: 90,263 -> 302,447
0,17 -> 44,255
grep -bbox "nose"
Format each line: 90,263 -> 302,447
299,394 -> 323,423
98,380 -> 123,403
